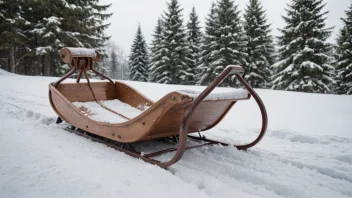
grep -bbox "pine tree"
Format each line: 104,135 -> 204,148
0,0 -> 112,76
243,0 -> 275,88
0,0 -> 28,73
197,0 -> 247,87
149,18 -> 164,82
271,0 -> 335,93
197,2 -> 219,85
335,3 -> 352,95
128,24 -> 149,82
110,50 -> 118,79
103,41 -> 127,80
153,0 -> 191,84
186,7 -> 202,85
215,0 -> 248,87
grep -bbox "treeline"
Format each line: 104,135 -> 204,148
103,41 -> 129,80
127,0 -> 352,95
0,0 -> 111,76
1,0 -> 352,95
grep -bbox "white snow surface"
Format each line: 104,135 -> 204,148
65,47 -> 96,57
72,99 -> 146,123
0,70 -> 352,198
177,89 -> 248,101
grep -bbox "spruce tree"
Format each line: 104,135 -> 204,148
0,0 -> 112,76
128,25 -> 149,82
186,7 -> 202,85
197,0 -> 247,87
0,0 -> 27,73
243,0 -> 275,88
149,18 -> 164,82
271,0 -> 334,93
214,0 -> 247,87
335,3 -> 352,95
197,2 -> 219,85
153,0 -> 191,84
110,50 -> 118,79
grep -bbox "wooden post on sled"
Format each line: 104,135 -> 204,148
49,47 -> 268,168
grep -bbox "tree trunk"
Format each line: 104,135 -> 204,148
39,55 -> 44,76
24,58 -> 28,75
2,54 -> 9,72
41,55 -> 44,76
9,46 -> 15,73
44,54 -> 51,76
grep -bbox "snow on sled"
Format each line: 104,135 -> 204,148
49,47 -> 268,168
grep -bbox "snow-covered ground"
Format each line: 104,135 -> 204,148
0,69 -> 351,198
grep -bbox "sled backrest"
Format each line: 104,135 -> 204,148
57,82 -> 116,102
56,81 -> 154,108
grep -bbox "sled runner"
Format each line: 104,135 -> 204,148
49,47 -> 268,168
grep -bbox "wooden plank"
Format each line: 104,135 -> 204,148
57,82 -> 116,102
115,81 -> 154,109
145,101 -> 235,140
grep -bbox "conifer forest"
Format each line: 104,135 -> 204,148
1,0 -> 352,95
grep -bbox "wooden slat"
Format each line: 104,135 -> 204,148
115,81 -> 154,109
144,101 -> 235,140
57,82 -> 116,102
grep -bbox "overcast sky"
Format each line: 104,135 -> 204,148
101,0 -> 351,55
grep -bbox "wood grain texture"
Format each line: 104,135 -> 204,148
142,100 -> 236,140
57,82 -> 116,102
115,81 -> 154,109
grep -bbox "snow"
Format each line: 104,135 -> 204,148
66,47 -> 96,57
72,99 -> 147,123
36,46 -> 53,55
0,69 -> 352,198
177,89 -> 248,101
44,16 -> 60,25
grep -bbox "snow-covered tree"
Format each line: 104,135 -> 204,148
149,18 -> 164,82
103,41 -> 128,80
271,0 -> 335,93
197,0 -> 247,87
186,7 -> 202,85
0,0 -> 112,76
243,0 -> 275,88
197,2 -> 218,85
335,3 -> 352,95
128,24 -> 149,82
0,0 -> 28,73
152,0 -> 191,85
110,50 -> 118,79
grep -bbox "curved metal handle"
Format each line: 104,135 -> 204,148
158,65 -> 268,168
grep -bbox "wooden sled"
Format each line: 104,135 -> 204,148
49,47 -> 268,168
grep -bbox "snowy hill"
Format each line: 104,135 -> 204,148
0,70 -> 351,198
